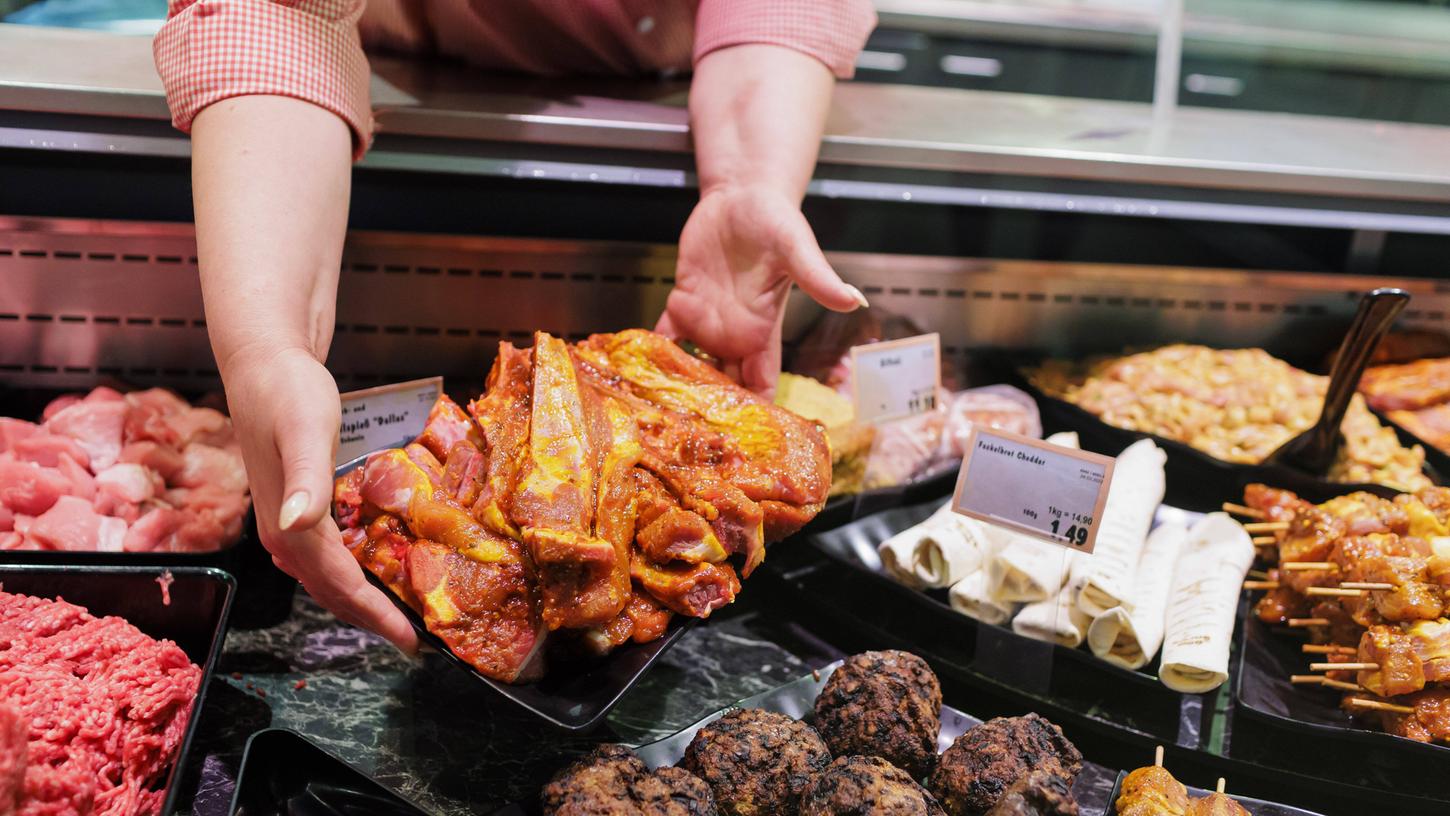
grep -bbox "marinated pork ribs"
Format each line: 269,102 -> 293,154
333,330 -> 831,682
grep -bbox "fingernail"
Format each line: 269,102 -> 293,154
847,285 -> 870,310
278,491 -> 308,531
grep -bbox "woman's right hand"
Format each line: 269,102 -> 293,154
222,344 -> 419,654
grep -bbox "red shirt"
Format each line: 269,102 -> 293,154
154,0 -> 877,158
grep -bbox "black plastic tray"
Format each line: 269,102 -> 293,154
1103,769 -> 1322,816
1000,361 -> 1441,511
229,728 -> 432,816
804,500 -> 1208,746
493,660 -> 1121,816
1232,615 -> 1450,807
0,564 -> 235,816
335,454 -> 693,733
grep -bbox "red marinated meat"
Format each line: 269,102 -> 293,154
0,590 -> 201,816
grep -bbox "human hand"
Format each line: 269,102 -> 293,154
221,345 -> 418,653
656,185 -> 867,395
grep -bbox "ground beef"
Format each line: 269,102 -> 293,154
0,590 -> 201,816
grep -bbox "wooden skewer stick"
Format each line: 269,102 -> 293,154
1244,521 -> 1290,533
1340,582 -> 1395,591
1252,536 -> 1278,546
1243,580 -> 1280,590
1322,678 -> 1365,692
1280,562 -> 1338,571
1289,618 -> 1330,627
1153,745 -> 1163,767
1310,662 -> 1379,672
1223,502 -> 1265,519
1291,674 -> 1325,685
1306,587 -> 1364,598
1302,644 -> 1357,656
1247,569 -> 1271,580
1216,778 -> 1226,795
1347,698 -> 1415,715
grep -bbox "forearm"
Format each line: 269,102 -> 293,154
689,44 -> 834,200
191,95 -> 352,372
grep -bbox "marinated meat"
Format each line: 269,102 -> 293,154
1188,793 -> 1250,816
1114,766 -> 1190,816
813,650 -> 942,779
541,744 -> 716,816
679,708 -> 832,816
982,770 -> 1078,816
928,714 -> 1082,816
798,755 -> 947,815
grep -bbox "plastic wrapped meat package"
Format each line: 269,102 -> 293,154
862,385 -> 1041,489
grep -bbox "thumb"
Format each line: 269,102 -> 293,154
654,308 -> 681,340
275,392 -> 339,532
777,211 -> 868,313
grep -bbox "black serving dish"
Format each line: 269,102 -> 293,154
493,660 -> 1122,816
1103,769 -> 1323,816
0,564 -> 235,816
230,728 -> 432,816
801,500 -> 1209,746
335,454 -> 694,733
1231,615 -> 1450,810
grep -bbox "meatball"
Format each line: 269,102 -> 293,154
928,714 -> 1082,816
813,651 -> 942,779
543,744 -> 716,816
799,755 -> 948,816
982,770 -> 1078,816
680,708 -> 832,816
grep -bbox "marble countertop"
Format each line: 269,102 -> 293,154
176,591 -> 843,816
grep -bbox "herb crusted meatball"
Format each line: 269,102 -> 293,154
982,769 -> 1079,816
543,744 -> 716,816
799,755 -> 948,816
813,650 -> 942,779
928,714 -> 1082,816
680,708 -> 833,816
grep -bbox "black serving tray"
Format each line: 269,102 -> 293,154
802,500 -> 1209,746
230,728 -> 432,816
1231,615 -> 1450,809
0,564 -> 235,816
1103,769 -> 1322,816
335,454 -> 694,733
493,660 -> 1121,816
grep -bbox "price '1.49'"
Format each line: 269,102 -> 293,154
1049,519 -> 1089,546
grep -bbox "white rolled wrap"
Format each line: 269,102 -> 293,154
1012,552 -> 1091,647
949,569 -> 1015,625
1086,521 -> 1188,670
1077,439 -> 1167,618
985,431 -> 1081,603
878,503 -> 993,589
1159,513 -> 1255,693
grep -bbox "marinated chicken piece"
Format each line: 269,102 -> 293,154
1363,688 -> 1450,743
1114,766 -> 1190,816
813,650 -> 942,779
1356,619 -> 1450,697
680,708 -> 832,816
982,770 -> 1078,816
1242,483 -> 1309,524
542,744 -> 716,816
799,755 -> 947,816
928,715 -> 1082,816
1188,793 -> 1250,816
1253,571 -> 1310,626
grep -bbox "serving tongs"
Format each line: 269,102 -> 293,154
1263,288 -> 1410,477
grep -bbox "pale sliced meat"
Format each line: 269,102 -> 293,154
83,386 -> 126,403
117,441 -> 186,482
123,507 -> 186,553
167,406 -> 229,447
0,418 -> 40,452
11,433 -> 90,469
173,443 -> 247,493
93,463 -> 158,520
52,453 -> 95,501
165,484 -> 250,543
27,495 -> 126,552
0,457 -> 71,516
44,399 -> 126,470
40,394 -> 81,421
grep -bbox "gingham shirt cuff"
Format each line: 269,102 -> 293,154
693,0 -> 878,79
153,0 -> 374,159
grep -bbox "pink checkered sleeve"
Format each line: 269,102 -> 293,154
153,0 -> 374,159
693,0 -> 878,79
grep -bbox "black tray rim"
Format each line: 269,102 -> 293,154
228,727 -> 435,816
334,452 -> 696,733
1103,768 -> 1324,816
0,562 -> 237,816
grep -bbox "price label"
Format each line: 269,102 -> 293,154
951,427 -> 1114,554
337,376 -> 444,467
851,333 -> 941,424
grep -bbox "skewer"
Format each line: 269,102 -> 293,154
1347,697 -> 1415,715
1310,662 -> 1379,672
1247,569 -> 1271,580
1306,587 -> 1364,598
1243,580 -> 1280,590
1280,562 -> 1338,572
1243,521 -> 1289,533
1291,674 -> 1325,685
1222,502 -> 1265,519
1252,536 -> 1277,545
1302,644 -> 1357,656
1216,778 -> 1226,795
1340,582 -> 1395,591
1153,745 -> 1163,767
1289,618 -> 1330,627
1322,678 -> 1365,693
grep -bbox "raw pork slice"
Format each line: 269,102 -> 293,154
173,443 -> 247,493
0,418 -> 40,452
118,441 -> 186,481
27,495 -> 127,552
11,434 -> 91,469
0,457 -> 71,516
44,400 -> 127,471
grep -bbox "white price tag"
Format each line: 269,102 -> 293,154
337,376 -> 444,467
951,427 -> 1114,554
850,333 -> 941,424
